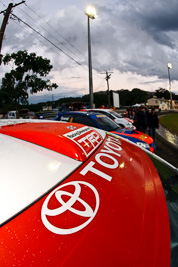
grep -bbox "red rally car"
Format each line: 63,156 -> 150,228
0,120 -> 177,266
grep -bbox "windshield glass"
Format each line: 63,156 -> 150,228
146,152 -> 178,267
110,111 -> 122,118
94,116 -> 121,131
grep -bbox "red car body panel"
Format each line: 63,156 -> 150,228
115,130 -> 153,145
112,130 -> 155,153
0,123 -> 170,266
0,122 -> 103,162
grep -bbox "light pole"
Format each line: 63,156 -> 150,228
85,6 -> 96,108
167,63 -> 173,109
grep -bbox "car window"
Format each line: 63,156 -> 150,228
57,114 -> 74,122
96,110 -> 114,120
74,115 -> 96,127
93,116 -> 120,131
110,111 -> 122,118
96,110 -> 105,115
106,112 -> 115,120
146,152 -> 178,266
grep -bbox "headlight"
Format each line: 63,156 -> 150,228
136,142 -> 150,149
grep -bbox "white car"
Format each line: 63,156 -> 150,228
7,110 -> 17,119
88,109 -> 135,129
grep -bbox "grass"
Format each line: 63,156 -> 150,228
159,113 -> 178,135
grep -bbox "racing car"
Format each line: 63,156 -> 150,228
0,119 -> 177,266
54,111 -> 155,152
84,108 -> 135,129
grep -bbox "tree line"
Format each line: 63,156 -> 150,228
23,88 -> 178,113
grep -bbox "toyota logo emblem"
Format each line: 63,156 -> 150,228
41,181 -> 99,235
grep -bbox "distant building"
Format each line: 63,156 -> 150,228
147,96 -> 178,110
42,106 -> 52,111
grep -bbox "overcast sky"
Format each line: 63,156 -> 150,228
0,0 -> 178,103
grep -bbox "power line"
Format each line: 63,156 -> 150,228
0,2 -> 104,85
0,1 -> 25,64
10,16 -> 66,57
10,11 -> 104,80
24,2 -> 87,60
11,1 -> 104,81
11,0 -> 87,63
0,1 -> 87,68
0,0 -> 6,8
10,12 -> 88,70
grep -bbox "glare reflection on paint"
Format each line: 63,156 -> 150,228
119,162 -> 125,169
48,161 -> 61,172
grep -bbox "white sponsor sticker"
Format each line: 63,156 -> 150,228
41,181 -> 99,235
42,135 -> 123,235
63,126 -> 103,157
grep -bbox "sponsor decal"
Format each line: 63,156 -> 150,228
80,135 -> 122,181
61,116 -> 70,121
63,126 -> 103,157
42,135 -> 122,234
41,181 -> 99,235
140,134 -> 147,140
96,114 -> 105,117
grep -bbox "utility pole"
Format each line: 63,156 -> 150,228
101,71 -> 113,108
0,1 -> 25,65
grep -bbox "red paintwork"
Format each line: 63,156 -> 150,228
124,117 -> 134,123
118,130 -> 153,145
113,129 -> 155,152
0,127 -> 170,266
0,122 -> 103,162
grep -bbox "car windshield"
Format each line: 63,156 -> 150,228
94,116 -> 121,131
110,111 -> 122,118
145,151 -> 178,267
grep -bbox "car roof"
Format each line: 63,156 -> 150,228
0,120 -> 105,225
60,111 -> 102,116
89,109 -> 114,113
0,120 -> 105,161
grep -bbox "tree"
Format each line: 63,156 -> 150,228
0,50 -> 58,116
155,88 -> 170,99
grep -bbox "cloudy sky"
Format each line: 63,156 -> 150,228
0,0 -> 178,103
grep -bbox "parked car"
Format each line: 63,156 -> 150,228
87,108 -> 135,128
0,119 -> 177,266
19,110 -> 36,119
7,110 -> 18,119
54,111 -> 155,152
7,110 -> 36,119
26,111 -> 36,119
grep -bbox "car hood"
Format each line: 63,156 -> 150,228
114,117 -> 134,126
0,122 -> 170,266
115,128 -> 153,144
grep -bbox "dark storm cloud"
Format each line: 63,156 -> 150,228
120,0 -> 178,48
138,2 -> 178,32
99,0 -> 178,79
1,0 -> 178,93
